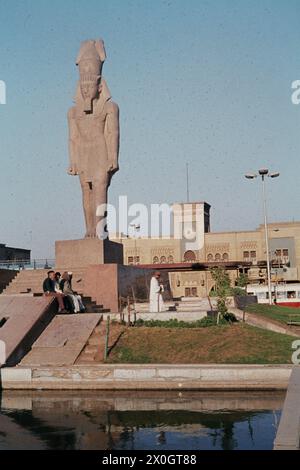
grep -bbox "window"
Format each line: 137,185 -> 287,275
185,287 -> 191,297
250,251 -> 256,258
243,251 -> 249,259
283,249 -> 289,257
207,253 -> 213,261
160,256 -> 166,264
128,256 -> 134,265
215,253 -> 221,261
168,255 -> 174,263
184,250 -> 196,262
135,256 -> 140,264
153,256 -> 159,264
222,253 -> 229,261
191,287 -> 198,296
276,291 -> 286,299
275,249 -> 282,257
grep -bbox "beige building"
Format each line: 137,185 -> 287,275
111,202 -> 300,299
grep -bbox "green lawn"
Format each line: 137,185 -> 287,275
107,323 -> 298,364
246,304 -> 300,325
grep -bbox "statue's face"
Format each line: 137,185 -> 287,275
80,79 -> 99,101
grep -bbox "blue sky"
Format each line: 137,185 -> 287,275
0,0 -> 300,258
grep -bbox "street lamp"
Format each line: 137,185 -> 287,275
130,223 -> 140,264
244,168 -> 280,305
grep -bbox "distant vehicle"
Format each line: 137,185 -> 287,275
247,283 -> 300,308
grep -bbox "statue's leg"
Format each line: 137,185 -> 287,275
93,173 -> 109,239
80,178 -> 95,238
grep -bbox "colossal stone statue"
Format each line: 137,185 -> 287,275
68,39 -> 120,238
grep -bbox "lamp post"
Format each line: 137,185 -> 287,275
245,168 -> 280,305
130,223 -> 140,264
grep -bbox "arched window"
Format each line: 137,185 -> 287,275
222,253 -> 229,261
160,256 -> 166,264
184,250 -> 196,262
168,255 -> 174,263
153,256 -> 159,264
215,253 -> 221,261
207,253 -> 213,261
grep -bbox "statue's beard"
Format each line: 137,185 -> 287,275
81,88 -> 99,112
83,96 -> 93,112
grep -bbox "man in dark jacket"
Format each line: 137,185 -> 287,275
43,270 -> 66,313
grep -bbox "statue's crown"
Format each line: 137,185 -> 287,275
76,39 -> 106,77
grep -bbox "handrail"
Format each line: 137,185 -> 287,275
0,259 -> 55,270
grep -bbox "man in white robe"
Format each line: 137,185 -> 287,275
149,271 -> 165,313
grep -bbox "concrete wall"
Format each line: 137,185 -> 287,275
83,264 -> 169,312
0,364 -> 292,390
0,296 -> 57,366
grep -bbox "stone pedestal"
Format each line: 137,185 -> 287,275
55,238 -> 123,268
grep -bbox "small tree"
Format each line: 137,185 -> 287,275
236,272 -> 249,288
210,267 -> 231,320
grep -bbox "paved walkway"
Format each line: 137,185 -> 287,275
232,308 -> 300,337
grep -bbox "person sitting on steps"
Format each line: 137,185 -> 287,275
42,270 -> 68,313
60,271 -> 85,313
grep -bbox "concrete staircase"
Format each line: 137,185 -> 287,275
2,268 -> 86,296
133,297 -> 215,314
134,301 -> 177,313
76,321 -> 125,364
1,269 -> 110,314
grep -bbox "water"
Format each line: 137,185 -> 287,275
0,390 -> 284,450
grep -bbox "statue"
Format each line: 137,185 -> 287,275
68,39 -> 120,238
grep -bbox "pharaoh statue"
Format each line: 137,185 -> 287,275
68,39 -> 120,238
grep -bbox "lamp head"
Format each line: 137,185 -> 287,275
258,168 -> 269,176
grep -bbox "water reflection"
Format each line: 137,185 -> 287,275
0,390 -> 284,450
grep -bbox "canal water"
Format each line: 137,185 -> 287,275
0,390 -> 284,450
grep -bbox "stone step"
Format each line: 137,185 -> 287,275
176,305 -> 210,311
87,335 -> 101,346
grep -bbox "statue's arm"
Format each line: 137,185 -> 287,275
104,100 -> 120,174
67,107 -> 79,175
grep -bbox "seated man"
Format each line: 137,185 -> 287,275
42,270 -> 67,313
60,271 -> 85,313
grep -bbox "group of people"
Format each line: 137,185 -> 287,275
43,269 -> 166,315
43,270 -> 85,314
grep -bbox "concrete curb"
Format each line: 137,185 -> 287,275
274,366 -> 300,450
0,364 -> 292,390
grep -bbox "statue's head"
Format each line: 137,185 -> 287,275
76,39 -> 106,112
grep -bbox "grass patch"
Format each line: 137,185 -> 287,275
107,323 -> 298,364
246,304 -> 300,324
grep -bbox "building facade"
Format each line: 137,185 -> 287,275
0,243 -> 31,264
111,202 -> 300,299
